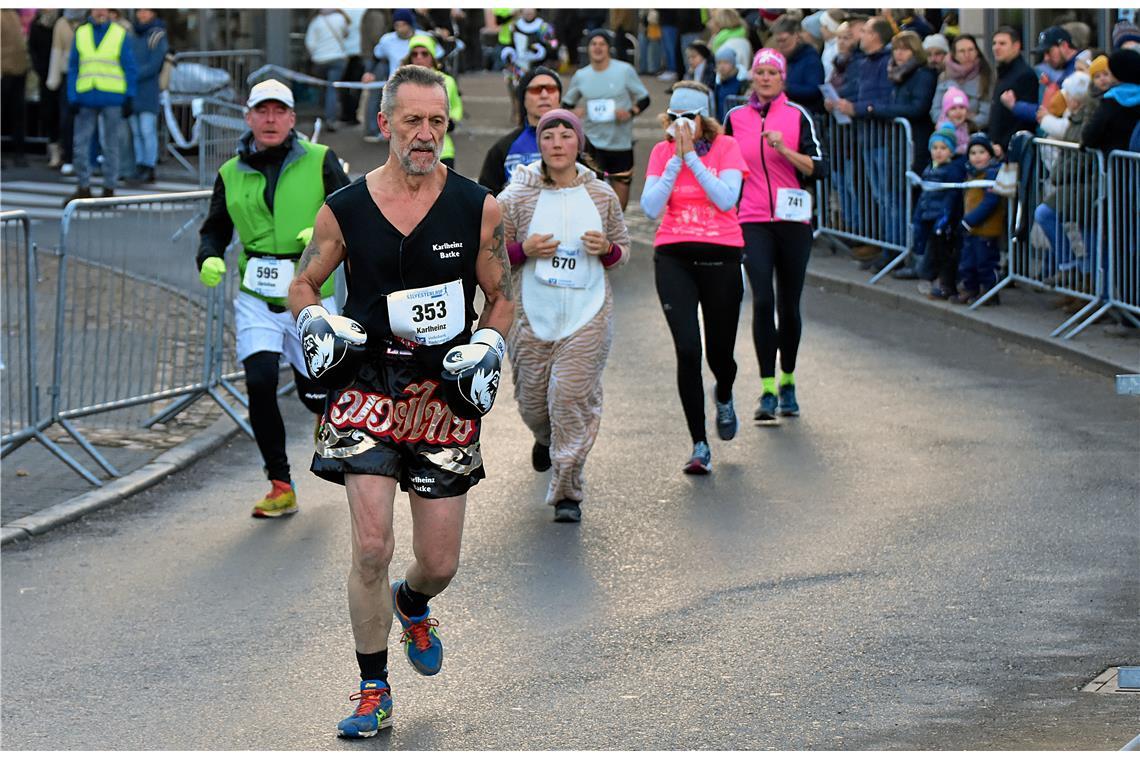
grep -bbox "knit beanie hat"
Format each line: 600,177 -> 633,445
967,131 -> 995,157
1108,48 -> 1140,85
928,122 -> 958,153
516,66 -> 562,127
941,86 -> 969,113
536,108 -> 585,152
1112,20 -> 1140,51
392,9 -> 415,27
715,47 -> 738,65
922,33 -> 950,54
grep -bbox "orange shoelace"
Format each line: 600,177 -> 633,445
349,687 -> 389,717
400,618 -> 440,652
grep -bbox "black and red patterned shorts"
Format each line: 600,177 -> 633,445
310,349 -> 484,499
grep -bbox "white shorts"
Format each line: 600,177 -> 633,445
234,290 -> 339,376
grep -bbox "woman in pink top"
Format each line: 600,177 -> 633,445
640,81 -> 748,475
725,48 -> 827,422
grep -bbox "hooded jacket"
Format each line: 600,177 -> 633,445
496,161 -> 630,342
130,15 -> 167,114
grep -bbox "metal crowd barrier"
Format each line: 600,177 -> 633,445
1096,150 -> 1140,331
196,98 -> 248,188
815,116 -> 915,282
972,138 -> 1107,338
7,191 -> 259,486
0,211 -> 48,460
161,49 -> 264,177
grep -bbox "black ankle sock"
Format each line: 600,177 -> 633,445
356,649 -> 388,683
714,384 -> 732,404
396,580 -> 432,618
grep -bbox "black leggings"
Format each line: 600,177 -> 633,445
244,351 -> 328,483
741,222 -> 813,379
654,244 -> 743,444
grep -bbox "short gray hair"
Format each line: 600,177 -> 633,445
381,65 -> 448,119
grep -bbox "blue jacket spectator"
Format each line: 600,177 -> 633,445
848,20 -> 894,118
875,31 -> 937,170
67,14 -> 137,107
712,47 -> 747,122
768,17 -> 825,113
914,154 -> 966,223
131,12 -> 167,116
784,41 -> 825,113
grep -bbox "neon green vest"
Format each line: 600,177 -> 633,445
219,140 -> 334,306
442,73 -> 462,161
494,9 -> 514,46
75,23 -> 127,94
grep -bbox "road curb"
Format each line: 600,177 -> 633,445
629,233 -> 1136,379
1,414 -> 242,546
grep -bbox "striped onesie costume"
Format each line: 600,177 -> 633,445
496,160 -> 631,507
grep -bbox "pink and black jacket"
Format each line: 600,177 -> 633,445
724,91 -> 827,224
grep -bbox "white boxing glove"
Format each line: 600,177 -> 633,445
296,304 -> 367,381
440,328 -> 505,418
442,328 -> 505,373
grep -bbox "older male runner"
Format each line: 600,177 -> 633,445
197,78 -> 349,517
288,64 -> 514,739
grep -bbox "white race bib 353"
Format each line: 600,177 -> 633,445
386,279 -> 465,346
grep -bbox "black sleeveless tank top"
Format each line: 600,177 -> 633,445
326,168 -> 489,368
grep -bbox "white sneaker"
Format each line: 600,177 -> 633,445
656,71 -> 678,82
60,163 -> 75,176
362,134 -> 384,144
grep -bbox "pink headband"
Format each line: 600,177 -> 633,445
751,48 -> 787,78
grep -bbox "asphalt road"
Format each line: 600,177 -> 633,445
2,247 -> 1137,750
2,70 -> 1137,751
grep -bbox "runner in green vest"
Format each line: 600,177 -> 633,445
196,79 -> 350,519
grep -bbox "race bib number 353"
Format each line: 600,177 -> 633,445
387,279 -> 465,346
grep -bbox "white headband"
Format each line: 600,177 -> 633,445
668,87 -> 710,116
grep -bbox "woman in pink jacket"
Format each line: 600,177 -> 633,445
725,49 -> 827,422
640,81 -> 749,475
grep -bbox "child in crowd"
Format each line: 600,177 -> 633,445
938,87 -> 975,155
914,123 -> 966,300
1087,55 -> 1116,98
713,47 -> 746,121
956,132 -> 1005,304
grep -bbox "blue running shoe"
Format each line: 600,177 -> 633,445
683,441 -> 712,475
391,581 -> 443,676
337,679 -> 393,738
778,385 -> 799,416
714,397 -> 738,440
754,393 -> 779,421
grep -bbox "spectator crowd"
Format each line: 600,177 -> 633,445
3,8 -> 1140,309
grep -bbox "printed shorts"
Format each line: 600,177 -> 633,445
310,352 -> 485,499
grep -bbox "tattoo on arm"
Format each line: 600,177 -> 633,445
491,220 -> 512,300
295,239 -> 320,276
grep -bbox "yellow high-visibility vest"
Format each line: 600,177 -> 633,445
75,23 -> 127,94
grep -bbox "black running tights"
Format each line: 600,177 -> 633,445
741,222 -> 813,379
244,351 -> 328,483
654,244 -> 744,444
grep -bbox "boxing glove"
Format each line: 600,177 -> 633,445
296,304 -> 367,384
439,328 -> 505,419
